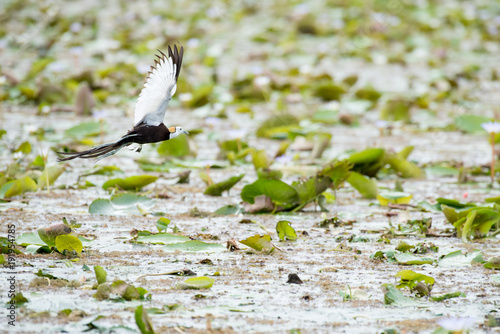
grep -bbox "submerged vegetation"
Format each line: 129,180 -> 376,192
1,0 -> 500,333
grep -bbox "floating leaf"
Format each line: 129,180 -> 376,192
291,175 -> 331,206
3,176 -> 37,198
348,148 -> 385,177
383,284 -> 418,306
214,204 -> 244,215
387,153 -> 423,179
425,166 -> 460,177
102,175 -> 158,191
395,270 -> 435,290
14,141 -> 31,154
156,218 -> 170,232
431,291 -> 465,302
204,174 -> 244,196
55,235 -> 83,255
65,121 -> 103,138
312,109 -> 338,124
134,232 -> 189,245
94,266 -> 107,284
175,276 -> 214,290
355,85 -> 382,102
163,241 -> 225,252
239,234 -> 275,253
157,135 -> 190,157
276,221 -> 297,241
89,194 -> 155,215
394,253 -> 434,265
454,114 -> 491,134
38,165 -> 65,189
484,256 -> 500,270
81,165 -> 123,177
8,292 -> 29,306
251,150 -> 270,171
16,232 -> 45,246
381,98 -> 412,122
26,57 -> 54,79
256,114 -> 299,138
347,172 -> 378,199
241,178 -> 298,206
93,283 -> 111,300
453,209 -> 500,241
437,250 -> 484,267
377,192 -> 412,206
313,82 -> 346,101
135,305 -> 155,334
320,160 -> 352,189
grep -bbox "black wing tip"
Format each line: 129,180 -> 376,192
154,43 -> 184,81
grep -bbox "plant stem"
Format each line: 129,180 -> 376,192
491,132 -> 496,184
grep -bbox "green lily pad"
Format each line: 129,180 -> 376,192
204,174 -> 244,196
239,234 -> 275,253
377,192 -> 412,206
394,253 -> 435,265
157,135 -> 190,157
89,194 -> 155,215
383,284 -> 418,306
135,305 -> 155,334
431,291 -> 465,302
16,232 -> 46,246
387,149 -> 423,179
291,175 -> 332,207
276,220 -> 297,241
55,235 -> 83,255
320,160 -> 352,189
156,218 -> 170,232
484,256 -> 500,270
134,232 -> 189,245
38,166 -> 65,190
256,114 -> 299,138
454,114 -> 491,134
381,98 -> 412,122
313,82 -> 346,101
454,209 -> 500,241
425,166 -> 460,177
348,148 -> 385,177
437,250 -> 484,267
94,265 -> 107,284
65,121 -> 104,138
14,141 -> 31,154
241,178 -> 298,206
347,172 -> 378,199
395,270 -> 435,290
175,276 -> 214,290
102,175 -> 158,191
163,241 -> 225,252
355,85 -> 382,102
8,292 -> 29,306
2,176 -> 37,198
214,204 -> 244,215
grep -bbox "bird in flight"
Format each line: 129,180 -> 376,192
57,45 -> 188,162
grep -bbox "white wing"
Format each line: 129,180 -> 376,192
133,45 -> 184,126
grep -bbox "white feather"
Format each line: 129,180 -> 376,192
133,50 -> 180,126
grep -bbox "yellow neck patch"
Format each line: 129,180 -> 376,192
168,127 -> 176,133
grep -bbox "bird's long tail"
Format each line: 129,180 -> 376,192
57,134 -> 137,162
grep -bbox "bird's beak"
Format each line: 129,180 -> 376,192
182,130 -> 189,135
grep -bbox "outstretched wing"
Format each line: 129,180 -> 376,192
133,45 -> 184,126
